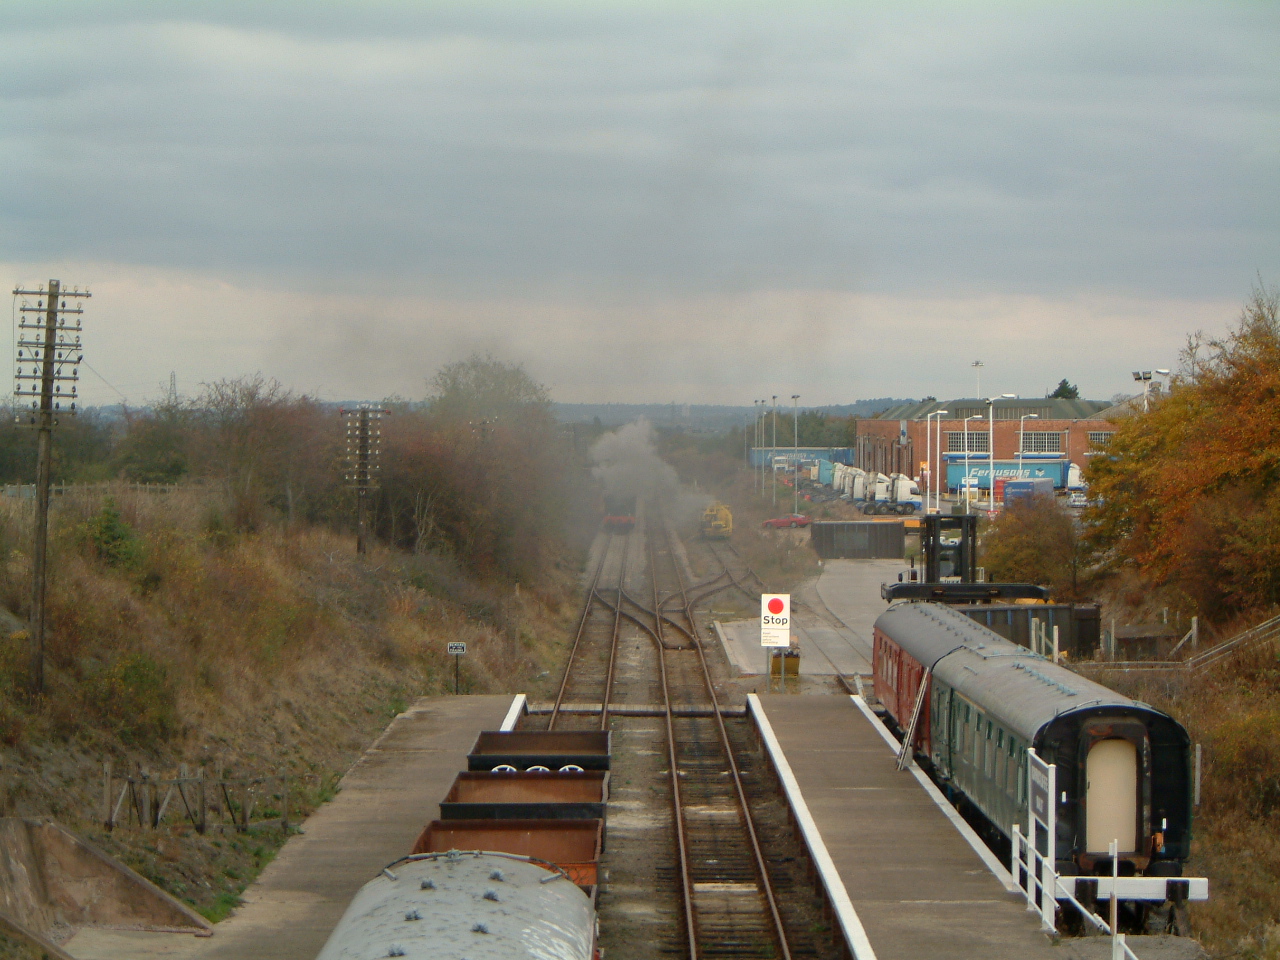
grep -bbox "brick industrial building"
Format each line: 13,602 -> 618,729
854,398 -> 1126,491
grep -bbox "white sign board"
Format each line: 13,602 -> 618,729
447,641 -> 467,656
760,594 -> 791,648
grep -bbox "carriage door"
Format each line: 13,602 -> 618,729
1086,738 -> 1138,853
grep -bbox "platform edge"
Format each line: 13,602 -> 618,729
747,693 -> 878,960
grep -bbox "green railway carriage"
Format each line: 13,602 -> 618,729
874,601 -> 1193,877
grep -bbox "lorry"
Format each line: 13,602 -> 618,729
860,472 -> 923,515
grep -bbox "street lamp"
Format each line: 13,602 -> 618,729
791,395 -> 800,515
1018,413 -> 1039,480
772,395 -> 778,506
972,360 -> 984,397
926,409 -> 948,514
1132,369 -> 1171,412
986,395 -> 1015,506
963,414 -> 983,514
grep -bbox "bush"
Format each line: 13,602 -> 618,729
82,500 -> 143,569
82,652 -> 176,744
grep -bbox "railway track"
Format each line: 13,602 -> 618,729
531,506 -> 846,960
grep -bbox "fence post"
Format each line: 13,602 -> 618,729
140,770 -> 151,829
198,769 -> 207,835
102,762 -> 112,829
281,773 -> 290,832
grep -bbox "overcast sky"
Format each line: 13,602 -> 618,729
2,2 -> 1277,407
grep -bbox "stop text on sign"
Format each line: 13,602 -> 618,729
760,594 -> 791,647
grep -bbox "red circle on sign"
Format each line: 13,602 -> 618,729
768,598 -> 784,615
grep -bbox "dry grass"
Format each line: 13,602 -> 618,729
0,483 -> 580,923
1105,645 -> 1280,958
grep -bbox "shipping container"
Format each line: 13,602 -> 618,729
810,521 -> 905,560
953,603 -> 1101,659
749,447 -> 854,468
817,459 -> 834,486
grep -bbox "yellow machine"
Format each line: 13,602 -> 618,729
701,502 -> 733,539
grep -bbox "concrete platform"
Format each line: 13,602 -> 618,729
65,695 -> 521,960
812,559 -> 903,652
751,693 -> 1056,960
715,618 -> 870,676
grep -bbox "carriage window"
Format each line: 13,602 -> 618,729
986,721 -> 992,740
996,729 -> 1004,748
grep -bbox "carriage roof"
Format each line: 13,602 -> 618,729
875,601 -> 1155,740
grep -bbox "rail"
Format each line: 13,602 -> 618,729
660,519 -> 792,960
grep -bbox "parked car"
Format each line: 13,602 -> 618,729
762,514 -> 811,529
1067,492 -> 1088,508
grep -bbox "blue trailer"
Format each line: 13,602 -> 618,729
944,457 -> 1071,492
1004,477 -> 1056,503
817,459 -> 834,486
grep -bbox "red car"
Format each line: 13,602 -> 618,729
762,514 -> 811,529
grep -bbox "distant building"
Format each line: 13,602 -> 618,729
856,397 -> 1126,490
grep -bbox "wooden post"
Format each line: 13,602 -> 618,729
198,769 -> 207,835
281,773 -> 290,832
102,761 -> 112,829
140,771 -> 151,830
241,781 -> 249,832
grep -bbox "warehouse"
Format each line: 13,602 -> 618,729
856,398 -> 1124,492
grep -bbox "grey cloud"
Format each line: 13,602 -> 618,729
0,3 -> 1276,383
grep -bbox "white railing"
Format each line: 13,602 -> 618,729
1010,749 -> 1140,959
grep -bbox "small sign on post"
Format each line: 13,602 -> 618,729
761,594 -> 791,679
448,641 -> 466,694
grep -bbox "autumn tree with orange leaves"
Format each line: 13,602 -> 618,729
1086,283 -> 1280,621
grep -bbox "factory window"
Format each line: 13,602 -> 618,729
1088,431 -> 1114,449
946,432 -> 989,453
1020,432 -> 1062,453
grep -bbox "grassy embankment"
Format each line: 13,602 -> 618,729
0,483 -> 581,928
1100,646 -> 1280,959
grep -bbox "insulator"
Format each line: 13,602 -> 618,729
54,402 -> 60,410
70,402 -> 75,411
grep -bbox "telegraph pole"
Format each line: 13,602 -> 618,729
342,405 -> 386,555
12,280 -> 88,695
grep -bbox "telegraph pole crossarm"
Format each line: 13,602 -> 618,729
12,281 -> 90,695
342,405 -> 388,555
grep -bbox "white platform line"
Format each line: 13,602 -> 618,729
499,693 -> 527,732
747,694 -> 879,960
848,695 -> 1018,893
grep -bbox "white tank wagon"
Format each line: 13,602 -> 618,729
315,850 -> 597,960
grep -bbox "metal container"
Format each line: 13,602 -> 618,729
466,730 -> 611,771
411,819 -> 603,888
314,851 -> 595,960
441,771 -> 609,823
810,520 -> 905,559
